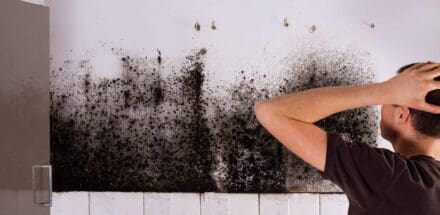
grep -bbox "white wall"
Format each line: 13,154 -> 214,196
46,0 -> 440,214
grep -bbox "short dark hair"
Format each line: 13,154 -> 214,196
396,63 -> 440,138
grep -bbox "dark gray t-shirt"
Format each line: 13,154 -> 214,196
318,132 -> 440,215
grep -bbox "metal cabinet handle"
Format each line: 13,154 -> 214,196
32,164 -> 52,207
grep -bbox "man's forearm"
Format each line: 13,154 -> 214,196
255,82 -> 391,123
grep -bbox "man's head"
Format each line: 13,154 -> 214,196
380,63 -> 440,145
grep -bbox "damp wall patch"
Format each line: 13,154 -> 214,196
50,47 -> 378,192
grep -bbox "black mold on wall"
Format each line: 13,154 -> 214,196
50,47 -> 378,192
208,70 -> 287,192
51,49 -> 216,191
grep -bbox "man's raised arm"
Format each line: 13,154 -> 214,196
253,62 -> 440,171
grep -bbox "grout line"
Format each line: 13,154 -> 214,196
318,194 -> 321,215
258,193 -> 260,215
230,194 -> 233,215
88,192 -> 91,215
227,193 -> 230,215
199,193 -> 202,215
169,193 -> 172,214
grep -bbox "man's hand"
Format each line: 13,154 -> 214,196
383,62 -> 440,114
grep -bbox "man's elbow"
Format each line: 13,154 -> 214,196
253,100 -> 262,109
253,100 -> 263,114
253,100 -> 271,122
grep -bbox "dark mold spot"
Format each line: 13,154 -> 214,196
199,48 -> 207,55
194,22 -> 201,31
309,25 -> 317,33
156,49 -> 162,64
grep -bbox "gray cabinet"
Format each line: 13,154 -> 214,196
0,0 -> 50,214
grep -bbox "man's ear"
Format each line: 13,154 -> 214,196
395,106 -> 411,125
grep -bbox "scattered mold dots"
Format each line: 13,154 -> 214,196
211,21 -> 217,30
50,47 -> 378,193
51,49 -> 215,192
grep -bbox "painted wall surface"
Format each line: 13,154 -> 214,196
48,0 -> 440,192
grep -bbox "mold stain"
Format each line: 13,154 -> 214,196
50,47 -> 378,192
209,70 -> 286,192
51,49 -> 216,191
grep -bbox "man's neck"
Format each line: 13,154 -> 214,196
393,135 -> 440,161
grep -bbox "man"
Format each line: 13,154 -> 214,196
254,62 -> 440,214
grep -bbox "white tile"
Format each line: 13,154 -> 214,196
201,193 -> 258,215
228,194 -> 258,215
201,193 -> 228,215
51,192 -> 89,215
319,194 -> 349,215
288,193 -> 319,215
259,194 -> 289,215
90,192 -> 114,215
144,193 -> 172,215
171,193 -> 201,215
115,192 -> 143,215
90,192 -> 143,215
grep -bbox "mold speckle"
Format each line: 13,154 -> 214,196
309,25 -> 317,33
156,49 -> 162,64
199,48 -> 207,55
284,18 -> 289,27
194,22 -> 201,31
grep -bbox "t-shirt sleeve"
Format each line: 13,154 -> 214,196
318,132 -> 406,204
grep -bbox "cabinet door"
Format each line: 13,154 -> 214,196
0,0 -> 50,214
